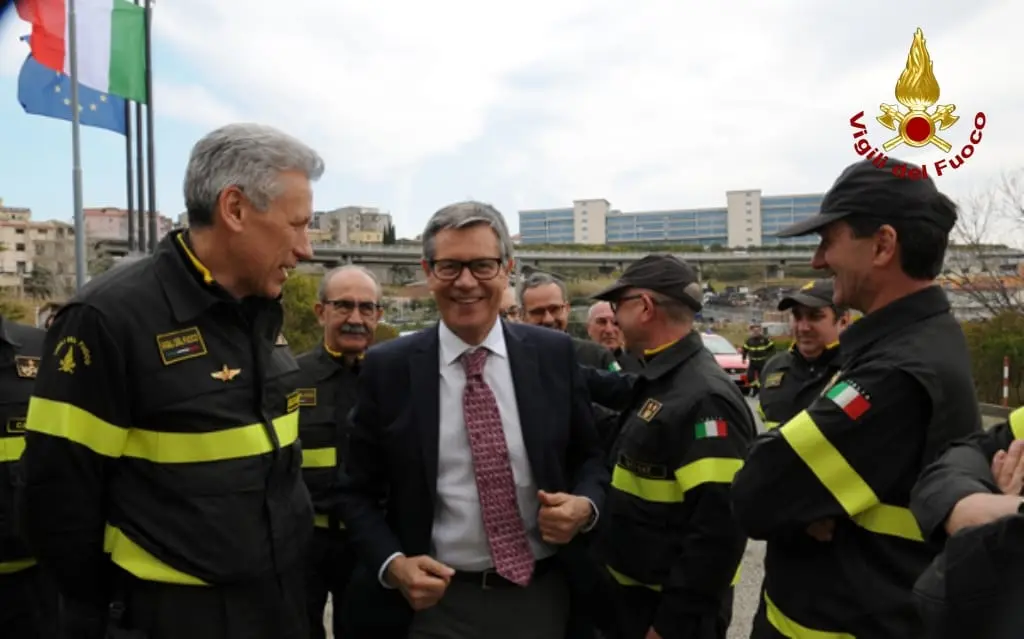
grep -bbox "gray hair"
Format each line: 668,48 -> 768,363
518,271 -> 567,307
421,201 -> 514,263
318,264 -> 382,301
647,291 -> 694,325
184,123 -> 325,227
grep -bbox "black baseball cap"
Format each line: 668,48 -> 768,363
778,278 -> 836,311
775,159 -> 958,238
592,254 -> 703,311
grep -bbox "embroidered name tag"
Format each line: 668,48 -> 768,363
764,372 -> 785,388
6,417 -> 26,434
297,388 -> 317,407
157,327 -> 208,366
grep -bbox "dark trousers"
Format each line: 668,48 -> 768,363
606,584 -> 733,639
100,567 -> 307,639
305,528 -> 356,639
747,362 -> 766,395
0,564 -> 59,638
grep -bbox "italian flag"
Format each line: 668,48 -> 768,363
826,381 -> 871,420
18,0 -> 147,103
695,419 -> 727,438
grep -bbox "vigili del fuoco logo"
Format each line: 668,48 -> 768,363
848,28 -> 986,180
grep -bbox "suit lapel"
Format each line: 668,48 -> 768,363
504,324 -> 546,478
410,326 -> 441,501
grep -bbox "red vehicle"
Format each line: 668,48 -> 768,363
700,332 -> 749,391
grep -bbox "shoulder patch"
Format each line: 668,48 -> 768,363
637,398 -> 663,422
156,327 -> 208,366
764,371 -> 785,388
695,418 -> 728,438
825,379 -> 871,420
54,336 -> 92,374
14,355 -> 39,379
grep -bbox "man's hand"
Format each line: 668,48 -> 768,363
945,493 -> 1023,536
805,518 -> 836,542
386,555 -> 455,611
645,627 -> 663,639
537,491 -> 592,544
992,439 -> 1024,495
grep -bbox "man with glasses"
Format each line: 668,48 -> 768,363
500,286 -> 520,322
294,265 -> 382,638
337,201 -> 607,639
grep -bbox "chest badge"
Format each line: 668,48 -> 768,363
764,371 -> 785,388
157,327 -> 208,366
211,365 -> 241,382
637,398 -> 663,422
275,332 -> 288,347
15,355 -> 39,379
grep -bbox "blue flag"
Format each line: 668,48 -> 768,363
18,54 -> 127,136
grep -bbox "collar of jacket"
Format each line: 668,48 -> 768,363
839,285 -> 950,357
639,330 -> 704,381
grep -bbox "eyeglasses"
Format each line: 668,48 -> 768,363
609,294 -> 645,313
429,258 -> 504,281
324,299 -> 380,317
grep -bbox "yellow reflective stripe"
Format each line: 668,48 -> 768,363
612,465 -> 682,503
764,421 -> 781,431
302,447 -> 336,469
313,513 -> 346,529
1010,407 -> 1024,440
850,503 -> 923,542
27,397 -> 128,458
122,412 -> 299,464
674,457 -> 743,494
779,410 -> 878,516
607,563 -> 741,591
0,436 -> 25,462
765,593 -> 855,639
104,525 -> 208,586
0,558 -> 36,574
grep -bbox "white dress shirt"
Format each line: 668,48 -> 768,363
378,319 -> 555,585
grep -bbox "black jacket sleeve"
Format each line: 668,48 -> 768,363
911,408 -> 1022,541
335,350 -> 404,576
580,365 -> 636,411
654,394 -> 753,638
18,304 -> 130,607
732,364 -> 929,540
565,338 -> 610,517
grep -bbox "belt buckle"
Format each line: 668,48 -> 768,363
480,569 -> 497,590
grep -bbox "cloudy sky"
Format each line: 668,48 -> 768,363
0,0 -> 1021,241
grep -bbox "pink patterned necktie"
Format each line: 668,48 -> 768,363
459,347 -> 535,586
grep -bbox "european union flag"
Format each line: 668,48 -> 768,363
18,54 -> 127,135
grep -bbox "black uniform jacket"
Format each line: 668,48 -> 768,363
731,286 -> 982,639
600,331 -> 755,638
294,343 -> 359,529
18,230 -> 312,607
0,317 -> 44,569
757,342 -> 842,430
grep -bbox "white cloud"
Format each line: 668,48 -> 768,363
145,0 -> 1024,237
152,80 -> 245,130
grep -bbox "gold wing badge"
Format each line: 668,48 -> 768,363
211,365 -> 241,382
876,28 -> 958,153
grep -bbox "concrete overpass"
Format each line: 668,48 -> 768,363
92,239 -> 1023,284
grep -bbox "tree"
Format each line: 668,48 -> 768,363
281,273 -> 322,354
943,170 -> 1024,316
23,266 -> 55,299
383,223 -> 397,245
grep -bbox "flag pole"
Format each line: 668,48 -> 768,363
125,100 -> 136,252
133,0 -> 146,254
68,0 -> 86,289
144,0 -> 157,252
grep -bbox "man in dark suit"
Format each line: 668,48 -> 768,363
337,201 -> 608,639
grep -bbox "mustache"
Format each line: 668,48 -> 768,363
339,324 -> 370,335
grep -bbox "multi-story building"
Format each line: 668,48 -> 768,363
311,206 -> 394,245
519,190 -> 823,247
84,206 -> 175,242
0,200 -> 77,296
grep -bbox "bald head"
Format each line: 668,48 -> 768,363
316,265 -> 383,356
319,265 -> 381,302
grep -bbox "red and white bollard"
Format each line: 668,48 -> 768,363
1003,355 -> 1011,408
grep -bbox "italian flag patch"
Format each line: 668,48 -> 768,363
608,361 -> 622,372
695,419 -> 727,438
826,381 -> 871,420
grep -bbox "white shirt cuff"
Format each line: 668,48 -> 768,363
581,497 -> 599,533
378,552 -> 404,589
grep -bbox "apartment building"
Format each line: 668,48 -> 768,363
84,206 -> 176,242
312,206 -> 393,245
0,201 -> 77,296
519,190 -> 823,248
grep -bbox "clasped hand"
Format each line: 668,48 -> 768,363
537,490 -> 592,544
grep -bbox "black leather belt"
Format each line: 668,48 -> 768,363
451,557 -> 557,589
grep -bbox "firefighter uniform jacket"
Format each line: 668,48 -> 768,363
731,286 -> 982,638
600,331 -> 755,638
19,230 -> 313,608
0,318 -> 44,573
741,335 -> 775,365
294,343 -> 359,530
757,342 -> 842,430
